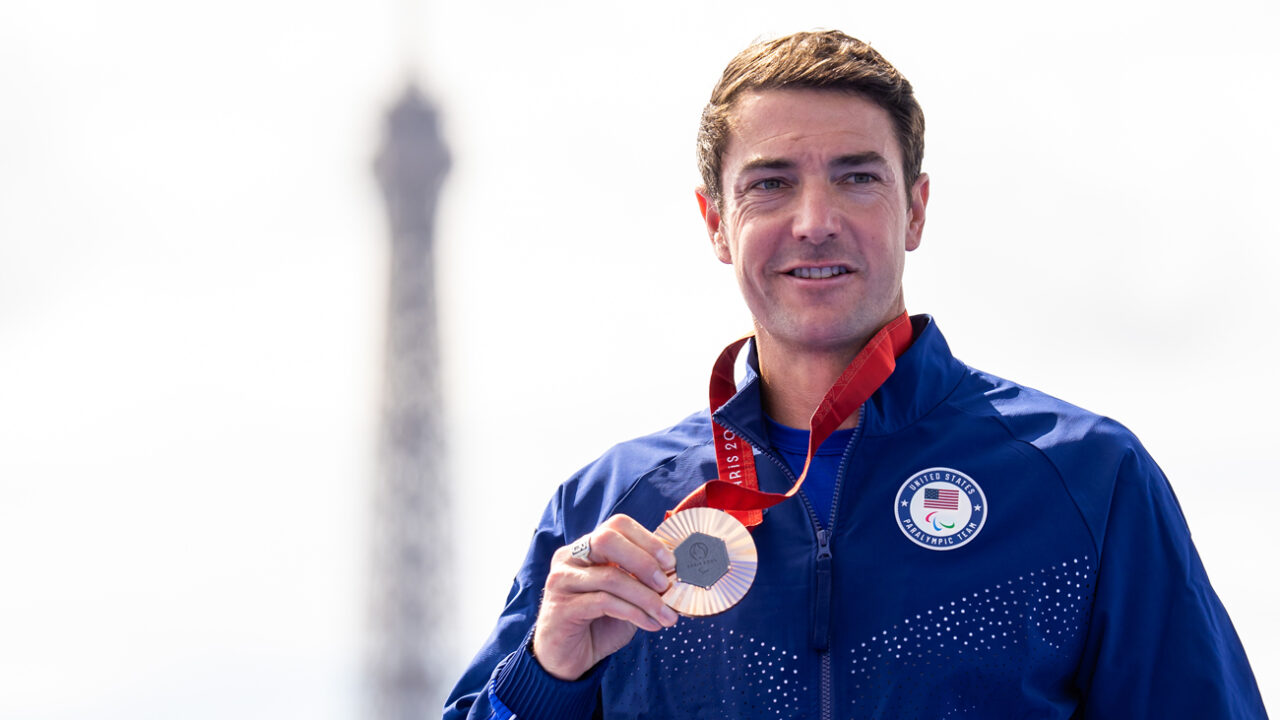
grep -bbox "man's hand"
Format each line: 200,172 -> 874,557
532,514 -> 680,681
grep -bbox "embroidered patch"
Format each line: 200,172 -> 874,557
894,467 -> 987,551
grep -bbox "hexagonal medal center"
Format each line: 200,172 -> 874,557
673,532 -> 730,588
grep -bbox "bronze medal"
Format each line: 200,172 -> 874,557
654,507 -> 757,616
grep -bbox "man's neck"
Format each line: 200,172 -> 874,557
755,334 -> 870,431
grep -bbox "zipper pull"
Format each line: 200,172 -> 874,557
812,527 -> 833,651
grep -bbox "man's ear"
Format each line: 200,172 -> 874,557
696,188 -> 732,264
905,172 -> 929,252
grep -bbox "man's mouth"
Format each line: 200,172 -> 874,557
787,265 -> 850,279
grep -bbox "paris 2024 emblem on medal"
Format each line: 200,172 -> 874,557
653,507 -> 757,616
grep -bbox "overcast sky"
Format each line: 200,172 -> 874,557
1,1 -> 1277,717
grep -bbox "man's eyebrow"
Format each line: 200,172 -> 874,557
738,157 -> 795,174
737,153 -> 891,174
831,152 -> 889,169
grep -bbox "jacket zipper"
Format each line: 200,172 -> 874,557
816,407 -> 862,720
816,527 -> 834,720
716,406 -> 864,720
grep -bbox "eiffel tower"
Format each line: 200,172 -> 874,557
369,82 -> 451,720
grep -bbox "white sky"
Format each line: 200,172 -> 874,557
1,1 -> 1277,717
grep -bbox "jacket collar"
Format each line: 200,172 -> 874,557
711,315 -> 966,446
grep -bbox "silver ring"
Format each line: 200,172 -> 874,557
568,537 -> 592,562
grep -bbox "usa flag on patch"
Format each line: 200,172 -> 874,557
922,487 -> 959,510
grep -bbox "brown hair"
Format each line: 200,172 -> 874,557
697,30 -> 925,208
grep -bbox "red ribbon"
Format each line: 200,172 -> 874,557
668,312 -> 914,528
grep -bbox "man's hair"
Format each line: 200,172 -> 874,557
696,30 -> 925,209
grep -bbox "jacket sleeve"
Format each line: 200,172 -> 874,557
1072,443 -> 1268,718
442,486 -> 606,720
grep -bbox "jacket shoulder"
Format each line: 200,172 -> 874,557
954,367 -> 1140,454
948,366 -> 1160,549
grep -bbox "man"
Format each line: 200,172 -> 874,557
445,30 -> 1267,718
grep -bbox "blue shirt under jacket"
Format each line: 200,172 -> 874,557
444,315 -> 1267,720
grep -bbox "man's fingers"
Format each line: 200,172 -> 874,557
580,591 -> 660,633
555,561 -> 680,622
562,516 -> 676,593
592,535 -> 672,593
572,587 -> 677,632
600,514 -> 678,570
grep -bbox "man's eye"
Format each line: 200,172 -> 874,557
846,173 -> 876,184
752,178 -> 785,191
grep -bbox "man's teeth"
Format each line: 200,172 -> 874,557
790,266 -> 849,279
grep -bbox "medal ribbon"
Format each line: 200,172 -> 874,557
668,312 -> 914,528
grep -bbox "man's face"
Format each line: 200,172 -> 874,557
700,88 -> 928,356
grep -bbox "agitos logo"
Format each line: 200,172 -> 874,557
894,468 -> 987,551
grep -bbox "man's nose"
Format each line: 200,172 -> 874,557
792,183 -> 839,244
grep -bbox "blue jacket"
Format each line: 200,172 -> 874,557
445,316 -> 1266,719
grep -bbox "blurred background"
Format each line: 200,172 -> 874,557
1,0 -> 1276,717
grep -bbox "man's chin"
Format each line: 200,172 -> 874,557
754,310 -> 905,355
758,326 -> 875,355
